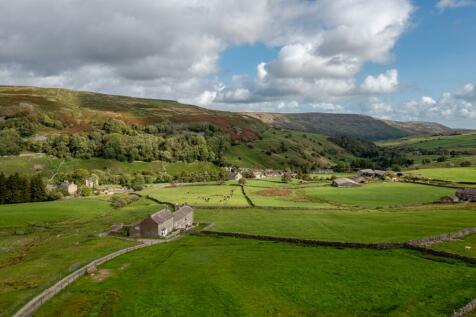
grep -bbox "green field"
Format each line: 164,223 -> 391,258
301,182 -> 453,207
142,184 -> 249,207
37,236 -> 476,317
0,198 -> 163,317
196,206 -> 476,243
433,233 -> 476,258
405,167 -> 476,183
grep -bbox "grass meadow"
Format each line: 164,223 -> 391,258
433,233 -> 476,258
0,198 -> 162,317
37,235 -> 476,317
405,167 -> 476,183
142,184 -> 249,207
301,182 -> 453,207
195,205 -> 476,243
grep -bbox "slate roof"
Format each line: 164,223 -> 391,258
150,210 -> 173,224
173,205 -> 194,220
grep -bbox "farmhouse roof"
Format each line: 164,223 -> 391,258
173,205 -> 194,220
333,177 -> 359,186
150,210 -> 173,224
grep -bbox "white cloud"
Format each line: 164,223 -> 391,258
437,0 -> 476,11
0,0 -> 413,106
361,69 -> 399,93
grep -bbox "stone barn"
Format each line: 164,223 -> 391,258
173,205 -> 194,230
129,210 -> 174,238
456,188 -> 476,202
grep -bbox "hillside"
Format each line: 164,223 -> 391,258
0,86 -> 264,142
0,86 -> 356,171
0,86 -> 454,172
244,112 -> 452,141
384,120 -> 454,135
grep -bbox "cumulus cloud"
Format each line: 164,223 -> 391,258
361,69 -> 399,93
437,0 -> 476,11
0,0 -> 413,104
358,84 -> 476,128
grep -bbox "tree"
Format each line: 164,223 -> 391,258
0,129 -> 23,156
281,172 -> 292,183
0,173 -> 6,204
238,178 -> 246,185
30,175 -> 47,202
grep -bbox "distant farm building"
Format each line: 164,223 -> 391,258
456,188 -> 476,202
60,181 -> 78,195
440,195 -> 460,203
229,171 -> 243,181
85,177 -> 99,188
357,169 -> 386,179
128,206 -> 194,238
332,177 -> 360,188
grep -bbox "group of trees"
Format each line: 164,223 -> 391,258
0,115 -> 232,165
0,173 -> 48,204
330,135 -> 414,170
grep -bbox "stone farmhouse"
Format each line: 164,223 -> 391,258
128,206 -> 194,238
60,181 -> 78,196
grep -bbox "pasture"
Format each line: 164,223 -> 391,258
433,233 -> 476,258
141,184 -> 249,207
405,167 -> 476,183
195,205 -> 476,243
0,198 -> 162,317
378,133 -> 476,151
37,236 -> 476,317
301,182 -> 453,207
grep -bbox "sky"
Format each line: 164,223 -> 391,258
0,0 -> 475,128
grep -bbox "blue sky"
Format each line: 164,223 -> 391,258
0,0 -> 475,127
218,0 -> 476,105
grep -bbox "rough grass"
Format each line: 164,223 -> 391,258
302,182 -> 454,207
141,184 -> 249,207
37,236 -> 476,317
433,233 -> 476,258
405,167 -> 476,183
378,133 -> 476,151
0,198 -> 162,317
247,186 -> 334,208
224,129 -> 351,169
195,205 -> 476,243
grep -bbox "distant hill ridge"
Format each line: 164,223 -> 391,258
0,86 -> 453,141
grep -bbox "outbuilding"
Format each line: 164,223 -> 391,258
332,177 -> 360,188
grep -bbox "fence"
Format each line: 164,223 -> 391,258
198,230 -> 404,250
407,227 -> 476,247
13,243 -> 150,317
